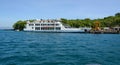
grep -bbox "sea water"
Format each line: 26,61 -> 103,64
0,30 -> 120,65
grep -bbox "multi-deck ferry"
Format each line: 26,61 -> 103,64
24,19 -> 91,33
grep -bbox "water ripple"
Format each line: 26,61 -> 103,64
0,30 -> 120,65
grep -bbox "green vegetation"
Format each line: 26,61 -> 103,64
13,13 -> 120,31
61,13 -> 120,28
13,20 -> 35,31
13,20 -> 26,31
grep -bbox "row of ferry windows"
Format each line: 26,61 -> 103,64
35,27 -> 61,30
29,24 -> 59,26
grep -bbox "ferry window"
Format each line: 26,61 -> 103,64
49,27 -> 54,30
56,27 -> 61,30
56,24 -> 59,26
35,24 -> 40,26
35,27 -> 40,30
41,24 -> 47,26
29,24 -> 34,26
41,24 -> 43,26
47,24 -> 50,26
41,27 -> 54,30
47,24 -> 54,26
32,27 -> 34,29
50,24 -> 54,26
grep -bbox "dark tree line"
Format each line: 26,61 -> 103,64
61,13 -> 120,28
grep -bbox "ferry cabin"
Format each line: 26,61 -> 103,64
24,20 -> 64,31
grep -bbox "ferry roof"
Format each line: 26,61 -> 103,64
27,19 -> 61,24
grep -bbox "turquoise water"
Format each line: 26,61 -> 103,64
0,30 -> 120,65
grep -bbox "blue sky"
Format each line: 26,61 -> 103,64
0,0 -> 120,27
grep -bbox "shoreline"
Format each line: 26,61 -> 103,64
0,29 -> 120,34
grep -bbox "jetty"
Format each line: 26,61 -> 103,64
88,21 -> 120,34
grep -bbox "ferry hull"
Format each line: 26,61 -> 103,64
24,30 -> 85,33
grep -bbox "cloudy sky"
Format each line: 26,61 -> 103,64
0,0 -> 120,27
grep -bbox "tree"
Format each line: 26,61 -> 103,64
61,18 -> 68,24
13,20 -> 26,31
115,13 -> 120,17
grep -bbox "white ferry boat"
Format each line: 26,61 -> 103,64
24,19 -> 91,33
